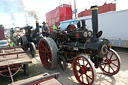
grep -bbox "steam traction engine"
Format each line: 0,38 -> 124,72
38,6 -> 121,85
20,21 -> 43,57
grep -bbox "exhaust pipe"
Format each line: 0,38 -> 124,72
91,6 -> 98,35
36,21 -> 39,33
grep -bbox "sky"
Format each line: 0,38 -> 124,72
0,0 -> 128,28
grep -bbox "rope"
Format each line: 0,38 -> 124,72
0,65 -> 22,78
0,48 -> 22,82
8,66 -> 14,82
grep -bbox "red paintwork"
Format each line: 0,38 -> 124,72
100,49 -> 120,75
73,56 -> 94,85
78,3 -> 116,17
67,24 -> 76,31
0,27 -> 5,40
46,4 -> 72,30
39,39 -> 52,69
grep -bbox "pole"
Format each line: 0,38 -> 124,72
74,0 -> 76,18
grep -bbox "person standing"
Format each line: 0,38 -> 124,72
9,41 -> 14,47
52,22 -> 60,30
42,22 -> 49,37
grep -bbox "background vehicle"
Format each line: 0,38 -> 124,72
20,21 -> 43,57
0,40 -> 8,48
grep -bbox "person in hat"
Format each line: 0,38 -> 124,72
42,21 -> 49,37
52,22 -> 60,30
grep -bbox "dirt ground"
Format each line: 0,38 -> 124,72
31,49 -> 128,85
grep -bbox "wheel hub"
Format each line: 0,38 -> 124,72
73,55 -> 95,85
79,66 -> 89,74
107,59 -> 112,64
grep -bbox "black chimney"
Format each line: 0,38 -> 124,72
91,6 -> 98,35
36,21 -> 39,33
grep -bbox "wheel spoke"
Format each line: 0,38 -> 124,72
111,59 -> 117,61
111,62 -> 118,67
46,46 -> 50,51
77,63 -> 81,67
84,63 -> 89,69
85,63 -> 88,67
85,73 -> 92,80
109,65 -> 115,72
106,55 -> 108,59
41,43 -> 46,49
43,56 -> 47,59
108,64 -> 110,73
86,74 -> 90,84
81,75 -> 84,82
110,52 -> 114,60
47,50 -> 51,55
79,74 -> 82,77
78,60 -> 80,67
41,50 -> 47,52
103,64 -> 106,69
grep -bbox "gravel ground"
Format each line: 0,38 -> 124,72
30,49 -> 128,85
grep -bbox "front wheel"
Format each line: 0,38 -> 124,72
73,54 -> 96,85
100,48 -> 121,75
29,42 -> 36,58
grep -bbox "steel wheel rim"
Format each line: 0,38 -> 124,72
73,56 -> 94,85
30,44 -> 34,56
39,40 -> 52,69
100,49 -> 120,75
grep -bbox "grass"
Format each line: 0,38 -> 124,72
0,63 -> 44,85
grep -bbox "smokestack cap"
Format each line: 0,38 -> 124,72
91,5 -> 98,10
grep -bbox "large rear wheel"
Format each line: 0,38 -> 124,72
38,37 -> 58,70
73,54 -> 96,85
100,48 -> 121,75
